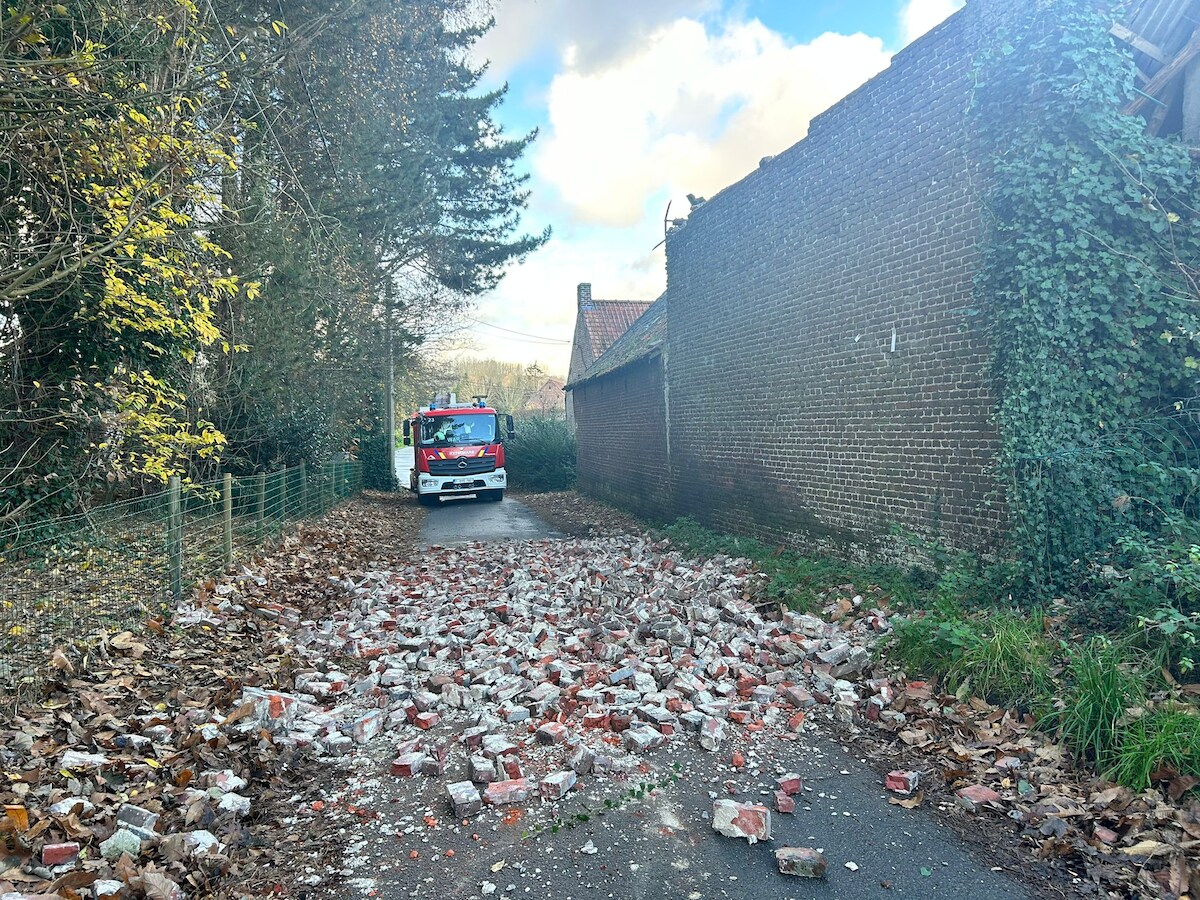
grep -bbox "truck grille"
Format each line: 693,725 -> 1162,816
427,457 -> 496,476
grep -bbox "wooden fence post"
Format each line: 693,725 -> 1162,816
255,473 -> 266,537
168,476 -> 182,602
222,473 -> 233,567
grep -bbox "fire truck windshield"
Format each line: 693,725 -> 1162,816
419,414 -> 497,447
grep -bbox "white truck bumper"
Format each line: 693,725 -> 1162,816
415,467 -> 506,496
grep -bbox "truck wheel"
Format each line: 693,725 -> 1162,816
483,489 -> 504,502
417,493 -> 438,507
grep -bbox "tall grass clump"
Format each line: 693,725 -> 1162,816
891,606 -> 1052,710
505,417 -> 576,492
1106,708 -> 1200,791
951,611 -> 1052,710
1053,637 -> 1146,768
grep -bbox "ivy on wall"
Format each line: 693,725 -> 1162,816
974,0 -> 1200,593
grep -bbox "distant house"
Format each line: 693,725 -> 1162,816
565,296 -> 667,516
565,283 -> 653,426
527,377 -> 567,418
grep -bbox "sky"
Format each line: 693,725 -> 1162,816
456,0 -> 967,377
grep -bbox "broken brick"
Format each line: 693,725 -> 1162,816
885,770 -> 919,795
711,799 -> 771,844
390,753 -> 427,777
776,847 -> 827,878
41,842 -> 81,867
956,785 -> 1001,812
777,773 -> 803,795
483,778 -> 530,806
539,770 -> 577,801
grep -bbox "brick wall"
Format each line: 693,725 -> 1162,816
573,355 -> 670,519
658,1 -> 1014,556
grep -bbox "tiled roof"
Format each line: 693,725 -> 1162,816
581,300 -> 654,364
567,297 -> 666,388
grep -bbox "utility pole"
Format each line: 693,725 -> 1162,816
385,279 -> 396,487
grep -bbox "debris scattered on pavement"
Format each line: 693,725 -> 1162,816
776,847 -> 828,878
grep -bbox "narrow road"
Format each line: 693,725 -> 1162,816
418,494 -> 562,546
328,503 -> 1030,900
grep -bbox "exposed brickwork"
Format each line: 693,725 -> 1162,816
573,355 -> 670,519
660,3 -> 1011,556
577,2 -> 1020,556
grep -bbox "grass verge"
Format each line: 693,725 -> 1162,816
891,605 -> 1052,711
659,516 -> 921,610
1106,708 -> 1200,790
1053,636 -> 1147,769
657,514 -> 1200,795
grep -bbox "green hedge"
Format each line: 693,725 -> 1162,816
506,417 -> 576,492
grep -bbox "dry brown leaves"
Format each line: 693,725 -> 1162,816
830,599 -> 1200,899
0,494 -> 423,899
513,490 -> 648,538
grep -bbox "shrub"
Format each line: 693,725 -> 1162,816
890,602 -> 973,686
359,430 -> 398,491
1107,708 -> 1200,791
1137,606 -> 1200,678
892,607 -> 1052,710
1054,636 -> 1146,767
1109,523 -> 1200,618
505,417 -> 576,492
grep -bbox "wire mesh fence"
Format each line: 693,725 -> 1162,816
0,460 -> 362,705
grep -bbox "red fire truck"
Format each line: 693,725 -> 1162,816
402,396 -> 515,506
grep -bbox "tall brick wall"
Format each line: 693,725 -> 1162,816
573,355 -> 670,519
661,1 -> 1013,556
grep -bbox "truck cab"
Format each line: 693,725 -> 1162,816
403,402 -> 514,506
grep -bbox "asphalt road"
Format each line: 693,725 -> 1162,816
417,493 -> 562,546
333,500 -> 1030,900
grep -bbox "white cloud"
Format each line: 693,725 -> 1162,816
898,0 -> 966,46
472,0 -> 718,78
461,6 -> 941,370
534,17 -> 891,227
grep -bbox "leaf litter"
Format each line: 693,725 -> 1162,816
4,489 -> 1199,900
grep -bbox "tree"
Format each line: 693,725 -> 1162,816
204,0 -> 547,474
0,0 -> 546,521
0,0 -> 251,519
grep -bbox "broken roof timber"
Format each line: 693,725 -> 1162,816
1123,24 -> 1200,117
1111,21 -> 1169,63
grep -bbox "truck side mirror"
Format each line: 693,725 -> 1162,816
505,415 -> 515,440
401,420 -> 412,446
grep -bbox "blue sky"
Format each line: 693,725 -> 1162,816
456,0 -> 966,375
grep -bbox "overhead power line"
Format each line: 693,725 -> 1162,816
467,317 -> 570,344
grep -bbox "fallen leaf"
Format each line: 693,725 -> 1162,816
3,805 -> 28,832
1124,839 -> 1174,858
888,791 -> 924,809
51,648 -> 75,674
